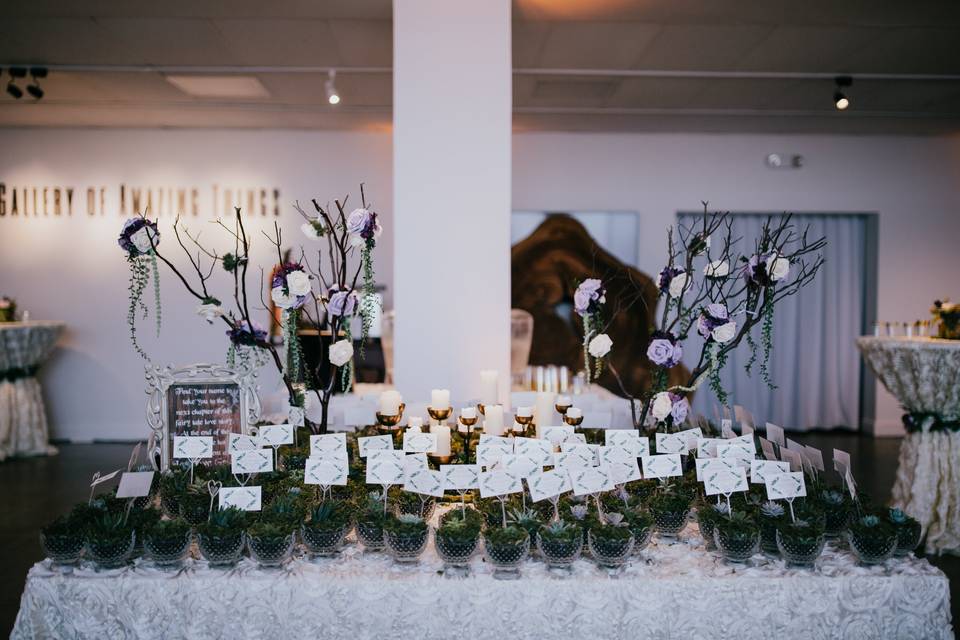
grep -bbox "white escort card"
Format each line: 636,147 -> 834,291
559,443 -> 598,466
358,435 -> 393,457
607,459 -> 642,485
805,446 -> 825,472
310,433 -> 347,459
729,433 -> 756,452
258,424 -> 294,447
527,469 -> 572,502
833,448 -> 851,473
604,430 -> 648,457
441,464 -> 481,491
553,451 -> 593,469
173,435 -> 213,459
695,456 -> 741,481
716,442 -> 754,464
231,449 -> 274,474
641,454 -> 683,479
304,457 -> 349,486
765,471 -> 807,500
404,467 -> 445,497
478,469 -> 523,497
703,467 -> 748,496
403,453 -> 428,476
681,427 -> 704,450
513,437 -> 554,466
219,486 -> 262,511
758,437 -> 777,461
655,432 -> 688,455
765,422 -> 786,447
779,448 -> 804,473
228,433 -> 260,454
750,460 -> 791,484
568,464 -> 616,496
288,406 -> 305,427
541,425 -> 575,447
721,419 -> 736,439
494,454 -> 542,478
365,450 -> 407,485
477,435 -> 514,466
696,437 -> 724,457
402,430 -> 438,454
116,471 -> 155,498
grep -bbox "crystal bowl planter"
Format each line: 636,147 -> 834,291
144,529 -> 193,568
822,505 -> 850,538
714,529 -> 759,564
652,508 -> 690,538
178,498 -> 211,527
483,533 -> 530,580
356,522 -> 386,551
247,532 -> 296,568
588,531 -> 635,573
759,519 -> 782,555
776,530 -> 825,568
848,530 -> 897,565
384,528 -> 430,563
893,520 -> 922,557
85,531 -> 136,570
630,525 -> 655,555
197,532 -> 245,568
435,533 -> 480,571
40,531 -> 84,567
536,533 -> 583,571
301,523 -> 351,558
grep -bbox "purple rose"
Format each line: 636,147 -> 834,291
271,262 -> 310,310
646,331 -> 683,368
669,393 -> 689,424
327,287 -> 359,317
574,278 -> 605,316
227,320 -> 267,346
657,267 -> 683,294
346,208 -> 381,242
118,218 -> 160,256
743,253 -> 773,287
696,302 -> 729,338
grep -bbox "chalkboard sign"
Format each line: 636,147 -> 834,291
146,363 -> 262,470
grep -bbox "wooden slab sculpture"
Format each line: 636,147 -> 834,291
511,214 -> 689,400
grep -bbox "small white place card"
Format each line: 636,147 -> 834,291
219,486 -> 262,511
765,471 -> 807,500
604,430 -> 648,457
553,451 -> 593,469
231,449 -> 274,474
680,427 -> 704,451
477,435 -> 514,467
716,442 -> 754,464
655,432 -> 687,455
358,435 -> 393,457
506,454 -> 542,478
513,437 -> 554,466
750,459 -> 791,484
703,467 -> 748,496
541,425 -> 575,447
258,424 -> 294,447
833,448 -> 852,474
758,437 -> 777,461
695,456 -> 741,481
730,433 -> 756,453
441,464 -> 481,491
779,448 -> 804,473
641,454 -> 683,479
403,453 -> 428,475
696,437 -> 724,457
478,469 -> 523,497
404,467 -> 445,497
228,433 -> 260,454
288,406 -> 305,427
173,436 -> 213,459
366,450 -> 407,485
805,446 -> 825,472
607,459 -> 642,485
310,433 -> 347,458
304,456 -> 349,486
568,465 -> 616,496
527,469 -> 572,502
116,471 -> 155,498
721,419 -> 736,439
402,431 -> 438,454
765,422 -> 786,447
559,443 -> 598,467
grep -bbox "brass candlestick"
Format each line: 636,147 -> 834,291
427,453 -> 453,465
562,414 -> 583,427
427,406 -> 452,425
375,403 -> 406,435
457,415 -> 479,464
555,402 -> 572,416
514,413 -> 534,437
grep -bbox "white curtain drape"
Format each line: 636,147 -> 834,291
676,213 -> 867,431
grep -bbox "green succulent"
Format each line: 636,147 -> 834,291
625,509 -> 655,536
248,520 -> 295,540
85,511 -> 133,543
649,491 -> 692,515
199,507 -> 247,537
43,515 -> 84,539
307,501 -> 350,531
260,493 -> 306,527
358,491 -> 388,526
437,510 -> 482,544
538,520 -> 581,543
887,508 -> 913,526
590,522 -> 633,543
759,501 -> 786,520
484,525 -> 529,547
716,511 -> 758,539
146,519 -> 192,540
507,507 -> 542,540
384,513 -> 427,535
819,488 -> 846,507
778,518 -> 824,545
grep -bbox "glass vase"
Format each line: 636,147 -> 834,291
384,528 -> 430,564
484,536 -> 530,580
85,531 -> 136,570
714,529 -> 759,564
435,534 -> 480,575
588,532 -> 635,574
893,521 -> 922,557
652,508 -> 690,538
848,530 -> 897,565
822,505 -> 849,538
197,532 -> 245,568
356,521 -> 386,551
247,533 -> 296,568
536,534 -> 582,573
40,531 -> 84,568
144,530 -> 193,568
301,523 -> 351,558
631,526 -> 655,555
776,531 -> 825,568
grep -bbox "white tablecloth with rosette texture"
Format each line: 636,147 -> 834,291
857,336 -> 960,555
13,525 -> 953,640
0,321 -> 63,461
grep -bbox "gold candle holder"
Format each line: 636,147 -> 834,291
555,402 -> 572,416
514,413 -> 534,437
375,402 -> 406,435
562,414 -> 584,427
427,453 -> 453,465
477,403 -> 486,416
427,406 -> 452,425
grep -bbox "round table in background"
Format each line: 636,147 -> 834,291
0,321 -> 63,460
857,335 -> 960,554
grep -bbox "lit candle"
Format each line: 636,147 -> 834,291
431,388 -> 450,410
407,416 -> 423,433
484,404 -> 505,436
432,424 -> 451,456
479,370 -> 499,406
566,407 -> 582,419
379,390 -> 402,415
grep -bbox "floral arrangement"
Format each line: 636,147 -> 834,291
931,299 -> 960,339
0,296 -> 16,322
117,185 -> 383,433
573,278 -> 611,383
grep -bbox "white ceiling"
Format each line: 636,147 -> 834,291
1,0 -> 959,133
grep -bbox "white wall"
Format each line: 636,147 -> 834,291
513,132 -> 960,435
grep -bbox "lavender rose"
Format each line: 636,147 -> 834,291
327,287 -> 359,317
573,278 -> 605,316
696,302 -> 730,338
346,208 -> 382,244
271,263 -> 310,310
227,320 -> 267,346
669,392 -> 689,424
646,331 -> 683,368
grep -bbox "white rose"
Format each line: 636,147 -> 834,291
271,286 -> 296,309
196,303 -> 223,324
329,339 -> 354,367
711,321 -> 737,344
286,270 -> 312,297
704,235 -> 711,250
651,391 -> 673,421
668,272 -> 689,298
131,226 -> 157,254
703,260 -> 729,278
301,221 -> 322,240
766,253 -> 790,282
588,333 -> 613,358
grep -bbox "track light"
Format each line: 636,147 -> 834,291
26,67 -> 47,99
325,70 -> 340,105
6,67 -> 26,99
834,76 -> 852,111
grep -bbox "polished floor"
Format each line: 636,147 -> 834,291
1,434 -> 957,636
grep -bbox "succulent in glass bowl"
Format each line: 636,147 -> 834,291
84,511 -> 136,570
886,508 -> 922,557
436,508 -> 482,574
158,468 -> 190,518
196,507 -> 247,567
847,514 -> 898,565
261,493 -> 308,530
246,521 -> 297,568
625,509 -> 655,555
776,518 -> 825,568
588,514 -> 635,573
356,492 -> 388,551
714,511 -> 760,563
696,501 -> 730,551
143,519 -> 193,568
40,516 -> 85,568
483,525 -> 530,580
758,501 -> 787,555
392,487 -> 437,522
383,514 -> 430,563
301,500 -> 352,558
536,520 -> 583,572
649,492 -> 692,538
127,507 -> 162,558
816,489 -> 850,538
177,490 -> 211,527
507,507 -> 544,556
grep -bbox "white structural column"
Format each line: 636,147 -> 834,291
392,0 -> 512,403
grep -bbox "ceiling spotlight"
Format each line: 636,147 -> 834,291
26,67 -> 46,100
834,76 -> 852,111
6,67 -> 26,100
325,70 -> 340,105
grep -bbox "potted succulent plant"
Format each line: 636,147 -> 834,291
436,508 -> 483,574
260,492 -> 307,528
383,513 -> 430,563
649,492 -> 692,538
696,501 -> 729,550
40,516 -> 85,568
507,507 -> 543,555
246,521 -> 297,568
848,513 -> 898,565
625,509 -> 655,554
776,518 -> 826,567
393,488 -> 437,522
483,525 -> 530,580
714,511 -> 760,563
758,501 -> 787,555
356,492 -> 388,551
816,488 -> 850,538
886,508 -> 922,557
280,447 -> 309,471
159,468 -> 190,518
143,519 -> 193,568
84,511 -> 136,570
178,490 -> 211,527
588,513 -> 635,573
301,500 -> 352,558
536,520 -> 583,572
126,507 -> 162,558
196,507 -> 247,567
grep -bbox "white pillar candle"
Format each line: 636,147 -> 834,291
516,406 -> 533,418
534,391 -> 556,424
461,407 -> 477,420
379,390 -> 402,415
566,407 -> 582,419
484,404 -> 505,436
431,388 -> 450,409
479,370 -> 499,406
407,416 -> 424,432
432,424 -> 451,456
556,395 -> 572,408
